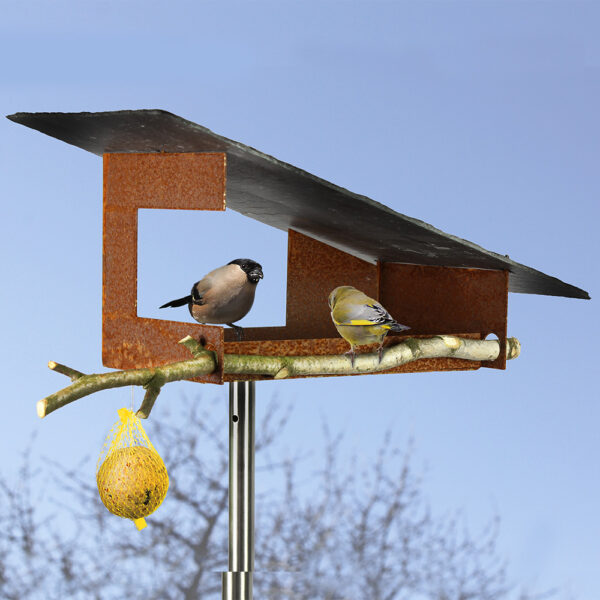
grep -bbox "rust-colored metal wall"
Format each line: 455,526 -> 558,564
102,153 -> 508,384
379,263 -> 508,369
103,153 -> 227,384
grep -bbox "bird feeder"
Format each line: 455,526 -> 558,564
7,110 -> 589,383
9,110 -> 589,599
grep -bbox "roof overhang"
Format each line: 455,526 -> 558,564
7,109 -> 589,300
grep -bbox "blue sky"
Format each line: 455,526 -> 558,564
1,1 -> 598,597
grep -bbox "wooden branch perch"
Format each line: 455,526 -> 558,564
38,336 -> 521,419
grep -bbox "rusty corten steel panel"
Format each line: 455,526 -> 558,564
101,153 -> 506,383
379,263 -> 508,369
104,152 -> 226,210
284,230 -> 378,339
102,153 -> 226,384
104,316 -> 224,378
221,231 -> 504,378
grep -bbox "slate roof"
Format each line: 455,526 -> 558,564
7,109 -> 589,299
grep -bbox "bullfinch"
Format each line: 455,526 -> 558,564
160,258 -> 263,340
328,285 -> 410,366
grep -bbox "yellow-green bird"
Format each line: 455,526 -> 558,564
328,285 -> 410,366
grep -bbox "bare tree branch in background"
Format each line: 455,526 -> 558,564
1,398 -> 560,600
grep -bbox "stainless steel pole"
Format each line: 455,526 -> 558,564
222,381 -> 255,600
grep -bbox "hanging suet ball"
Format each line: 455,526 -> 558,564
97,446 -> 169,523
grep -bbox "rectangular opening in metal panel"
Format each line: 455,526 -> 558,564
137,209 -> 288,328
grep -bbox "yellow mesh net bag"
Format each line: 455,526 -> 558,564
96,408 -> 169,531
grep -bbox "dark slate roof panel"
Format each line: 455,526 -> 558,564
7,109 -> 589,299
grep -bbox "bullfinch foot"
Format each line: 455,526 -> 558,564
228,323 -> 244,341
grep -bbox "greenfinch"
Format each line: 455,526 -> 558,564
328,286 -> 410,366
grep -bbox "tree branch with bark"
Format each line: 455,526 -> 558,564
38,335 -> 521,419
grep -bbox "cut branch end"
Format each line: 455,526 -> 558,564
48,361 -> 85,381
274,366 -> 291,380
136,384 -> 163,420
37,399 -> 47,419
507,337 -> 521,359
